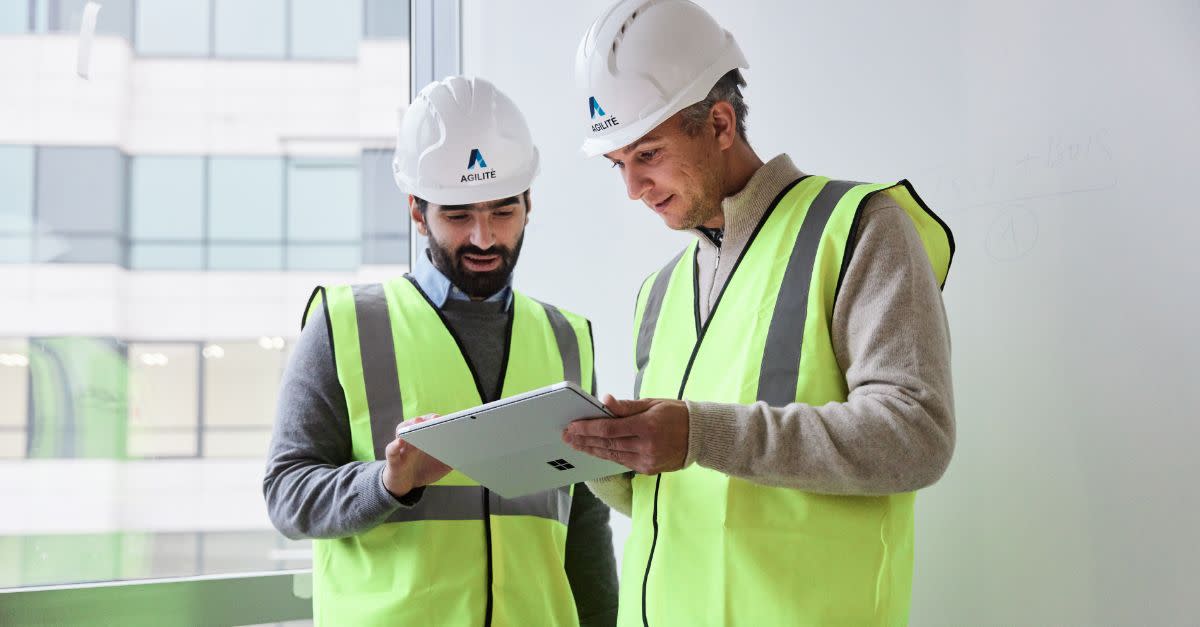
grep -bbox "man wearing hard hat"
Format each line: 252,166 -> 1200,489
265,76 -> 618,627
563,1 -> 956,625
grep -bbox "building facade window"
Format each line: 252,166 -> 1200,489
213,0 -> 287,59
290,0 -> 362,59
0,146 -> 35,263
35,147 -> 126,266
135,0 -> 211,56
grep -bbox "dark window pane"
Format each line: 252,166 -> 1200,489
361,149 -> 408,238
291,0 -> 361,59
36,147 -> 125,235
365,0 -> 409,39
135,0 -> 210,56
50,0 -> 133,39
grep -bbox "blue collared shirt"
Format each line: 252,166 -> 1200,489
411,248 -> 513,310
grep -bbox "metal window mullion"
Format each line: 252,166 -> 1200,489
196,340 -> 205,458
202,156 -> 211,270
408,0 -> 461,269
281,158 -> 289,269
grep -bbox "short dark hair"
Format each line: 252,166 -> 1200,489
413,190 -> 530,214
678,69 -> 749,141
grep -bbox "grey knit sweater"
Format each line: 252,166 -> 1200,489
587,154 -> 955,514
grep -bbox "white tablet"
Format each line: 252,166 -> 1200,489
395,381 -> 630,499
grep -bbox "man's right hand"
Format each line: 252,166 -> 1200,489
382,414 -> 453,498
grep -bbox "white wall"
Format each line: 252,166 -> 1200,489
462,1 -> 1200,625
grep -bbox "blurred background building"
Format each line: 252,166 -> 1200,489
0,0 -> 412,599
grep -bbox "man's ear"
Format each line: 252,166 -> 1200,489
710,100 -> 738,151
409,195 -> 430,236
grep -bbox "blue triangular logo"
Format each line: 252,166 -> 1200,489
589,96 -> 606,119
467,148 -> 487,169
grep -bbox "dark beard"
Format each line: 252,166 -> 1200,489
427,233 -> 524,299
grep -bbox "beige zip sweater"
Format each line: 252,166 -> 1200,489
588,154 -> 955,516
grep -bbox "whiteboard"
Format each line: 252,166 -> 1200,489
463,1 -> 1200,624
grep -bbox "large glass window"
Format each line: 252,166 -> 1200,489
208,157 -> 284,270
202,340 -> 284,458
0,339 -> 29,459
35,147 -> 125,265
291,0 -> 362,59
131,157 -> 206,240
26,338 -> 128,459
213,0 -> 286,58
1,0 -> 413,607
127,343 -> 200,458
286,157 -> 361,270
135,0 -> 211,56
365,0 -> 410,39
361,148 -> 409,265
209,157 -> 284,240
130,157 -> 206,270
0,3 -> 29,34
47,0 -> 134,39
0,146 -> 35,263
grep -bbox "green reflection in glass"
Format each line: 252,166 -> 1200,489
28,338 -> 128,459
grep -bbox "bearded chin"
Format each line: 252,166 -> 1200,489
428,233 -> 524,299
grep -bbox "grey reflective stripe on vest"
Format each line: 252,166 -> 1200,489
634,249 -> 688,399
352,283 -> 403,460
540,302 -> 581,386
758,180 -> 860,406
491,485 -> 572,526
385,485 -> 570,525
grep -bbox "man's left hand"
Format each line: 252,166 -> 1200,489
563,394 -> 690,475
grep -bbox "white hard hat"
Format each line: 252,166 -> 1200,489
393,76 -> 539,205
575,0 -> 748,157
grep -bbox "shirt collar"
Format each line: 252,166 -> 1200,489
412,247 -> 513,310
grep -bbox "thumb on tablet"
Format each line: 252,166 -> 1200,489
600,394 -> 653,418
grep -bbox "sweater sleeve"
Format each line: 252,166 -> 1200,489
262,305 -> 409,539
682,196 -> 955,495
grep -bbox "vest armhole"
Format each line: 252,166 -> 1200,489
831,190 -> 878,313
898,178 -> 956,289
301,285 -> 338,378
301,285 -> 324,331
586,318 -> 597,396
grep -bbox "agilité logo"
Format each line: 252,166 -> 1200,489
462,148 -> 496,183
589,96 -> 619,133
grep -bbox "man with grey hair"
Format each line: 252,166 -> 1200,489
566,1 -> 956,625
